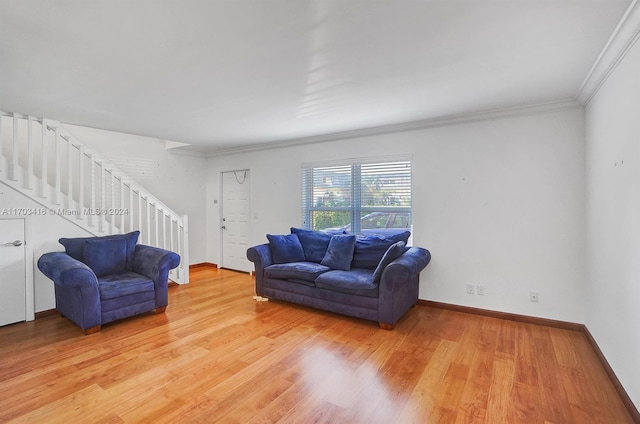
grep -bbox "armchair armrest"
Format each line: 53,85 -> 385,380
132,245 -> 181,308
37,252 -> 99,289
38,252 -> 101,332
133,244 -> 180,282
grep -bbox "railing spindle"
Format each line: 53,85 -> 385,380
66,136 -> 72,208
119,176 -> 125,231
146,197 -> 151,245
26,116 -> 34,189
109,170 -> 115,234
137,187 -> 142,237
162,212 -> 167,249
54,127 -> 61,204
77,145 -> 84,220
128,181 -> 134,232
100,163 -> 105,232
89,154 -> 95,226
154,204 -> 159,246
170,218 -> 175,252
40,119 -> 48,197
11,114 -> 18,181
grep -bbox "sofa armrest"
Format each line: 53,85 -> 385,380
133,245 -> 181,308
247,243 -> 273,296
38,252 -> 99,289
378,247 -> 431,327
380,247 -> 431,287
247,243 -> 273,267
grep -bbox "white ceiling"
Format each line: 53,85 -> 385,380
0,0 -> 632,154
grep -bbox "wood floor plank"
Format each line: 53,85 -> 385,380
0,268 -> 634,423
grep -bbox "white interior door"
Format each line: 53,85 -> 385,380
0,219 -> 26,327
221,170 -> 252,272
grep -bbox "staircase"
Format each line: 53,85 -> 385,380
0,111 -> 189,284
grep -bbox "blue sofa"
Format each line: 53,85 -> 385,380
247,228 -> 431,329
38,231 -> 180,334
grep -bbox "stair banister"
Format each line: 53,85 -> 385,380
0,110 -> 189,284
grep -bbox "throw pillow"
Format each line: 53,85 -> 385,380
351,231 -> 411,269
59,230 -> 140,269
267,234 -> 306,264
290,227 -> 334,263
83,238 -> 128,277
372,241 -> 406,282
321,235 -> 356,271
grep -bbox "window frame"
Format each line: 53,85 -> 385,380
301,156 -> 412,235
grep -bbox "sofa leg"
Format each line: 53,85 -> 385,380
84,325 -> 101,335
379,322 -> 395,330
155,306 -> 167,314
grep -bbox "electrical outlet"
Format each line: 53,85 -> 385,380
467,283 -> 475,294
477,285 -> 485,295
529,291 -> 539,302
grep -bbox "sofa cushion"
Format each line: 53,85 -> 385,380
315,269 -> 379,298
284,279 -> 317,287
351,231 -> 411,269
83,238 -> 128,277
267,234 -> 305,263
290,227 -> 333,263
372,241 -> 406,282
98,272 -> 155,300
320,235 -> 356,271
264,262 -> 330,282
59,231 -> 140,270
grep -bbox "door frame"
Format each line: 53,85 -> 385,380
0,216 -> 35,322
218,168 -> 252,272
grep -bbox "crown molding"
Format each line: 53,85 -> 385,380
576,0 -> 640,105
204,99 -> 581,157
166,147 -> 208,158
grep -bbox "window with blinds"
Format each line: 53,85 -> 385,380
302,159 -> 412,236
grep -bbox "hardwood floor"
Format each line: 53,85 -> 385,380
0,268 -> 634,423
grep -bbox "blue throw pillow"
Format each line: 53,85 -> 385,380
290,227 -> 333,263
83,238 -> 128,277
59,231 -> 140,269
351,231 -> 411,269
372,241 -> 406,282
321,235 -> 356,271
267,234 -> 305,264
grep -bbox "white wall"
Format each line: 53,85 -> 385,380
207,107 -> 587,323
585,38 -> 640,407
65,124 -> 208,264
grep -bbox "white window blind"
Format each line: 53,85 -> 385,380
302,159 -> 411,236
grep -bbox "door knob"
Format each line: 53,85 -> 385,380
3,240 -> 23,247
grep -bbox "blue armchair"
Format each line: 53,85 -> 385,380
37,231 -> 180,334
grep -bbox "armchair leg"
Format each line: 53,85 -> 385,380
379,322 -> 395,330
154,306 -> 167,314
84,325 -> 101,335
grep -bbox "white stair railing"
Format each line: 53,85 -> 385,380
0,111 -> 189,284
